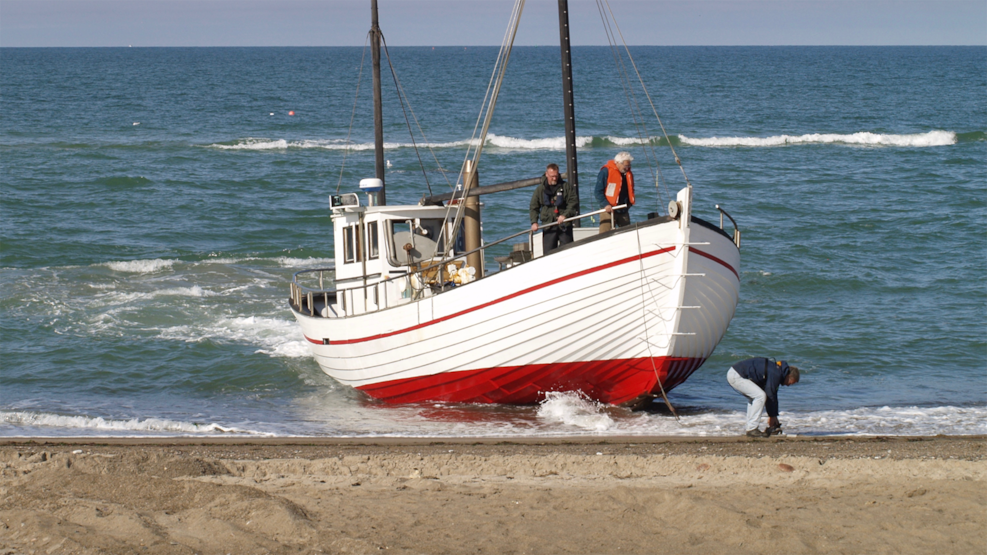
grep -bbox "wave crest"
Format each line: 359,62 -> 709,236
205,134 -> 599,152
0,411 -> 271,435
680,130 -> 956,148
103,259 -> 176,274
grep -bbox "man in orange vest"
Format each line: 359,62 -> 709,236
594,151 -> 634,233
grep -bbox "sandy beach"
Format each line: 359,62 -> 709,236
1,436 -> 984,554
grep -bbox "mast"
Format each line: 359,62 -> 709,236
371,0 -> 386,205
558,0 -> 579,216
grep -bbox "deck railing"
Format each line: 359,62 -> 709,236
288,205 -> 626,318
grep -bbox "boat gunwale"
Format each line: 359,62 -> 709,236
291,211 -> 740,323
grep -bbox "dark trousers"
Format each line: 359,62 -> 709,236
543,225 -> 573,255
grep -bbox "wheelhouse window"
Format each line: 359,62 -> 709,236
343,225 -> 358,264
366,222 -> 379,260
387,218 -> 448,266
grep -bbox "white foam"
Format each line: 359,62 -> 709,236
157,316 -> 309,358
275,257 -> 335,268
88,283 -> 117,290
258,339 -> 312,359
155,285 -> 216,297
89,290 -> 151,306
605,135 -> 656,146
0,411 -> 270,435
484,133 -> 594,150
207,137 -> 468,151
103,259 -> 176,274
196,257 -> 244,265
605,404 -> 987,437
537,391 -> 614,432
206,134 -> 599,152
679,130 -> 956,148
188,256 -> 334,268
209,138 -> 290,150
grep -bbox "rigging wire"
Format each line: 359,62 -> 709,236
440,0 -> 526,259
336,34 -> 370,194
380,33 -> 435,197
604,0 -> 692,188
459,0 -> 522,172
594,0 -> 668,213
430,0 -> 518,256
381,35 -> 454,192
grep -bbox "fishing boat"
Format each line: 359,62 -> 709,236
288,0 -> 741,409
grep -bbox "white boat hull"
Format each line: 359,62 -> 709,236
291,214 -> 739,406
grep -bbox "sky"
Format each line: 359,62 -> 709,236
1,0 -> 984,47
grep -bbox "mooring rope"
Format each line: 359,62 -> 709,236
635,227 -> 679,420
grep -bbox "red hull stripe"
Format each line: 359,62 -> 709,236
309,246 -> 675,346
691,247 -> 739,280
357,357 -> 706,405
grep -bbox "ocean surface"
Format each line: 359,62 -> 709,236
2,45 -> 985,438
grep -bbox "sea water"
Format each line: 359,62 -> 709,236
2,46 -> 985,437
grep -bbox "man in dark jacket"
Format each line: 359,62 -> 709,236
727,357 -> 800,437
530,163 -> 578,255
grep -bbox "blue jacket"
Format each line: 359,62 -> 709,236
732,357 -> 792,417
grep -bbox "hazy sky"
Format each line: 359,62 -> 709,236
1,0 -> 984,47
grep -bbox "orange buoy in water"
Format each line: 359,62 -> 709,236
288,111 -> 295,116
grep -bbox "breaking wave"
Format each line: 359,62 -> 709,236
103,259 -> 176,274
207,134 -> 599,152
537,391 -> 615,432
206,130 -> 961,152
0,411 -> 273,436
156,316 -> 309,358
679,130 -> 957,148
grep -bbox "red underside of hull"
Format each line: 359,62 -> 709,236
356,357 -> 706,406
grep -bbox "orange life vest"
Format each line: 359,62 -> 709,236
603,160 -> 634,207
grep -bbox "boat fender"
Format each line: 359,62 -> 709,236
668,200 -> 681,220
453,266 -> 476,285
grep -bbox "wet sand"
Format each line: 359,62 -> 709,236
1,436 -> 984,554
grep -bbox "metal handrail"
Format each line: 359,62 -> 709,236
715,204 -> 741,249
290,205 -> 625,308
290,268 -> 337,316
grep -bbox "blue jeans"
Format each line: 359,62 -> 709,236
727,367 -> 766,432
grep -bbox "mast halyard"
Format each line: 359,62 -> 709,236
558,0 -> 580,216
371,0 -> 386,206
